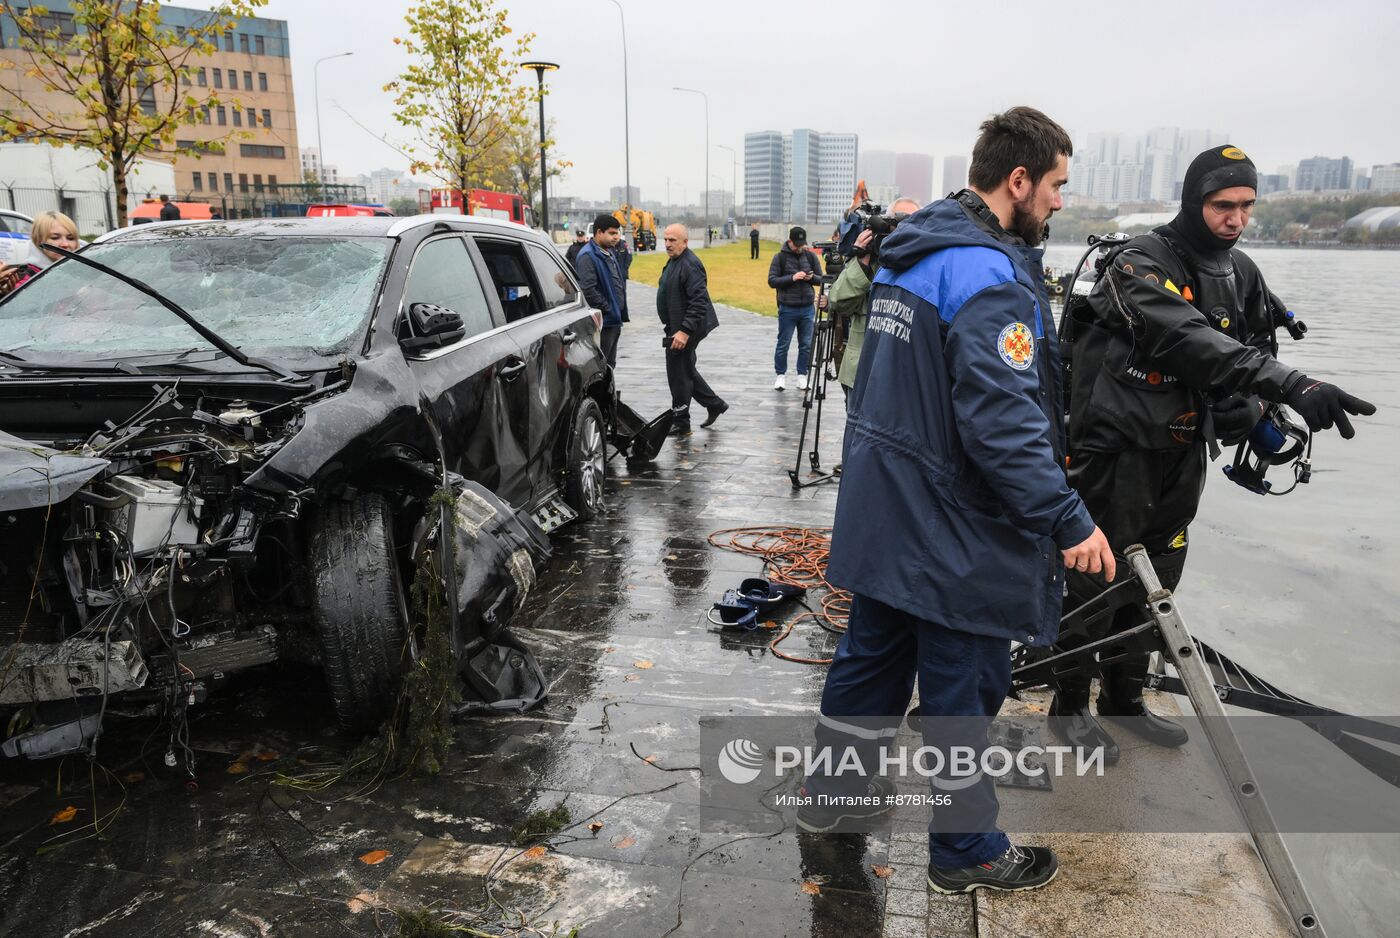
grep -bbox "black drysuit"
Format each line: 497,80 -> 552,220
1062,147 -> 1300,670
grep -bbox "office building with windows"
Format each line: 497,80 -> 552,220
744,128 -> 858,225
0,2 -> 302,202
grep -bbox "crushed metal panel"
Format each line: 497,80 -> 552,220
0,429 -> 109,511
0,639 -> 148,704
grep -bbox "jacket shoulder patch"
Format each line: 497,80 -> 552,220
998,321 -> 1035,371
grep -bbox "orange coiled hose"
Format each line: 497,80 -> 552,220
706,526 -> 850,665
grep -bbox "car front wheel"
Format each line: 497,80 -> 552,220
308,491 -> 408,732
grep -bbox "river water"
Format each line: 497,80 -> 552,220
1044,243 -> 1400,936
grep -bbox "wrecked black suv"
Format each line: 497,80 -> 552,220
0,215 -> 612,755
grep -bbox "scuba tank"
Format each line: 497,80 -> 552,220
1057,232 -> 1132,414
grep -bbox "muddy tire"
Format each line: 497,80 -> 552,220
309,491 -> 407,732
564,397 -> 606,522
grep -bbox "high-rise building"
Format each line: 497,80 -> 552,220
744,128 -> 859,224
744,131 -> 784,219
1354,171 -> 1371,192
1116,163 -> 1145,203
941,156 -> 967,198
0,2 -> 303,202
609,185 -> 641,207
300,147 -> 338,185
859,149 -> 897,188
1371,164 -> 1400,194
1258,174 -> 1289,195
895,152 -> 934,205
1295,156 -> 1354,192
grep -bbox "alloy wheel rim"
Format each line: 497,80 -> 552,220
580,414 -> 604,511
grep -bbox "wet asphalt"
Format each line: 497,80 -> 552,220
0,280 -> 911,937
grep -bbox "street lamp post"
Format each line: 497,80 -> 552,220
522,61 -> 560,231
672,86 -> 709,245
716,142 -> 736,223
602,0 -> 631,244
313,52 -> 354,193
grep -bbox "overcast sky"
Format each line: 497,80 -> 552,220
236,0 -> 1399,201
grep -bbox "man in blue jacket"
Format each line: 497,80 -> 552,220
576,213 -> 630,367
803,107 -> 1114,894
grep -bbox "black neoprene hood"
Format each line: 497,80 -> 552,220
1169,145 -> 1259,254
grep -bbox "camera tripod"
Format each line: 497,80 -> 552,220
788,275 -> 844,490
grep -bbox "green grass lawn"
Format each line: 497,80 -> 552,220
629,240 -> 785,317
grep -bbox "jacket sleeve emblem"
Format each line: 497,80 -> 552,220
998,321 -> 1035,371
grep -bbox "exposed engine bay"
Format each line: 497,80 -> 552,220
1,380 -> 328,761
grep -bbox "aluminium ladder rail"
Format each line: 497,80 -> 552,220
1124,545 -> 1322,937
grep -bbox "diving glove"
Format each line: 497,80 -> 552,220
1283,376 -> 1376,439
1211,394 -> 1265,445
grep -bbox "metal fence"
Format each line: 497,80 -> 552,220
0,183 -> 372,237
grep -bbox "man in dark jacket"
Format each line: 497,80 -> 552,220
658,223 -> 725,433
803,108 -> 1113,895
158,194 -> 180,221
749,224 -> 760,259
564,230 -> 587,273
575,214 -> 630,368
1054,145 -> 1376,760
767,226 -> 824,391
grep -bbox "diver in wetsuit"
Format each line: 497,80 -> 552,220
1052,145 -> 1376,762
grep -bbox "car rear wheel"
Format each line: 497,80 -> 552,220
309,491 -> 408,732
564,397 -> 606,521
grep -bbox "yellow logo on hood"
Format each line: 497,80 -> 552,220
1221,147 -> 1247,161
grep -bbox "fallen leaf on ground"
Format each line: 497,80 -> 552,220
522,845 -> 548,859
633,660 -> 653,669
587,821 -> 604,833
603,646 -> 617,653
642,754 -> 658,764
49,806 -> 77,825
226,761 -> 249,775
124,771 -> 145,784
623,674 -> 640,682
358,849 -> 391,865
664,554 -> 679,561
761,620 -> 778,630
255,751 -> 280,762
613,834 -> 637,849
800,881 -> 821,895
346,892 -> 380,914
871,865 -> 894,879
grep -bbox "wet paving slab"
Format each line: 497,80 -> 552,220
0,283 -> 1291,937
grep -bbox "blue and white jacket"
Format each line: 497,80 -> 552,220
576,241 -> 629,327
826,192 -> 1095,646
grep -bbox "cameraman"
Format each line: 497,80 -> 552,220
832,198 -> 921,396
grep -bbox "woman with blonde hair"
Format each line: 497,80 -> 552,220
0,210 -> 79,296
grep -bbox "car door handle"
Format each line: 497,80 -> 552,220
498,358 -> 526,381
561,329 -> 578,343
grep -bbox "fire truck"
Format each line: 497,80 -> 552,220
420,187 -> 536,228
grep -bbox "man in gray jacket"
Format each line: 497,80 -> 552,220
767,226 -> 824,391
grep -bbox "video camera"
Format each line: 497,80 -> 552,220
835,201 -> 910,259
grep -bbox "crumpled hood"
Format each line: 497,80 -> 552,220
876,197 -> 1033,284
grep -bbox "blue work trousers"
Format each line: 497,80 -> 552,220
811,593 -> 1012,869
775,303 -> 815,376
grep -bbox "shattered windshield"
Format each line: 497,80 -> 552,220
0,236 -> 391,361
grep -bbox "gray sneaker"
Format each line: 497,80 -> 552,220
926,844 -> 1059,894
795,777 -> 897,832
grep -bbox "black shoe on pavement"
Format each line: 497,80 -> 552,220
700,402 -> 728,428
1097,654 -> 1189,748
667,423 -> 692,437
927,844 -> 1059,895
1049,680 -> 1120,766
795,777 -> 896,833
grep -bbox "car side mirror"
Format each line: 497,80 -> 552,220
400,301 -> 466,353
